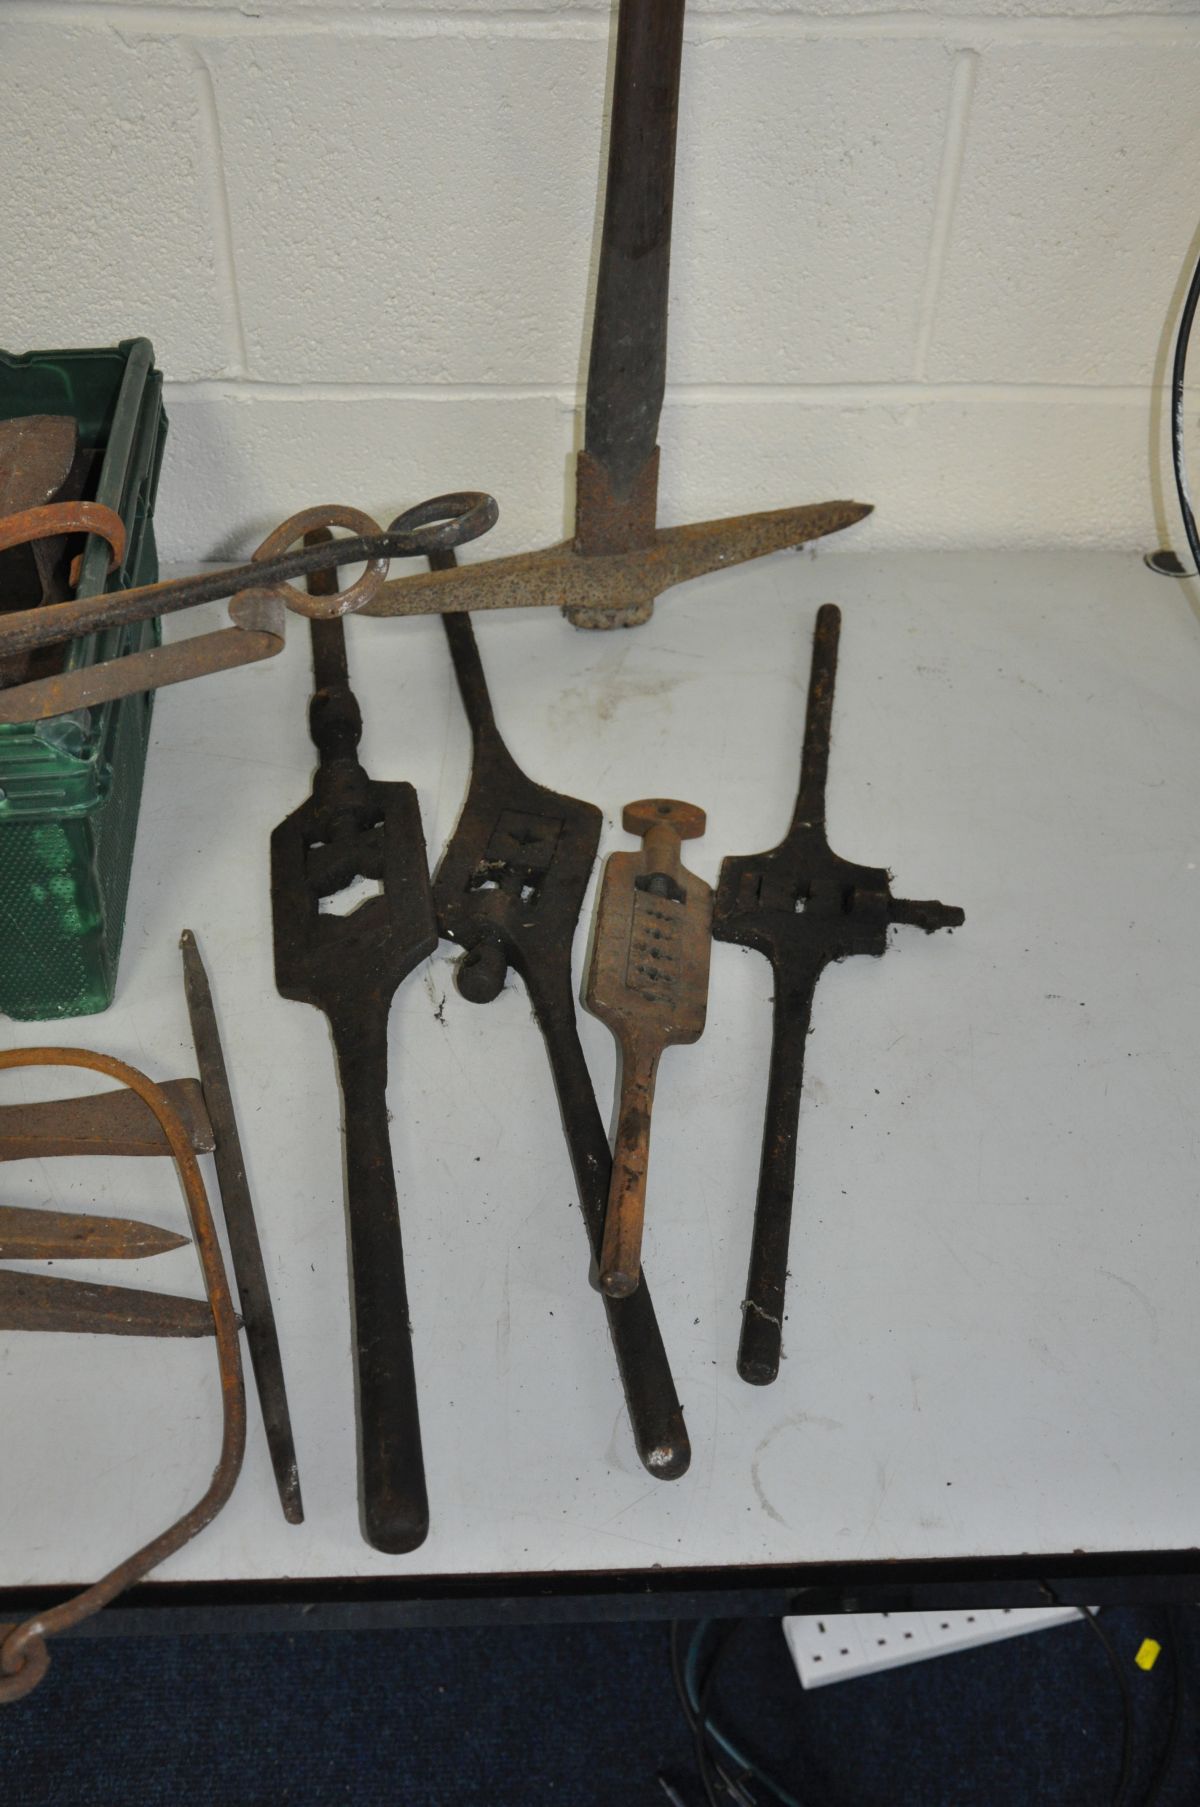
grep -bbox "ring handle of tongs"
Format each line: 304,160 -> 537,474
244,504 -> 389,620
0,1047 -> 246,1706
0,501 -> 127,588
0,491 -> 499,724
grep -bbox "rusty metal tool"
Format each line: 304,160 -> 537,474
0,1047 -> 244,1703
0,415 -> 77,520
0,501 -> 124,586
360,0 -> 870,631
271,548 -> 438,1553
0,1078 -> 214,1161
0,414 -> 121,628
0,1204 -> 187,1261
713,604 -> 964,1384
0,415 -> 77,640
181,928 -> 304,1526
431,582 -> 690,1478
585,801 -> 713,1299
0,492 -> 498,723
0,1269 -> 220,1337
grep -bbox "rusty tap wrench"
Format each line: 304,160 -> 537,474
586,801 -> 713,1297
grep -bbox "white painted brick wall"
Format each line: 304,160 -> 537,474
3,2 -> 1199,564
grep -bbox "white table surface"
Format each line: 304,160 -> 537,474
3,549 -> 1199,1588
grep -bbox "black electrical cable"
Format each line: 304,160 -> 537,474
669,1622 -> 751,1806
674,1621 -> 809,1807
693,1626 -> 731,1807
668,1626 -> 755,1807
672,1608 -> 1153,1807
1144,1607 -> 1183,1807
1170,240 -> 1200,575
1078,1605 -> 1134,1807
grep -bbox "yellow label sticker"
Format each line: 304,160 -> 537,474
1135,1639 -> 1161,1672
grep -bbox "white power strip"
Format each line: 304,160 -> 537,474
783,1606 -> 1088,1689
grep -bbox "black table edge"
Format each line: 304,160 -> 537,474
3,1547 -> 1197,1638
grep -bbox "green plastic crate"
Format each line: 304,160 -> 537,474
0,338 -> 168,1020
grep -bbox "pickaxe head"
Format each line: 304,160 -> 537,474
360,449 -> 871,630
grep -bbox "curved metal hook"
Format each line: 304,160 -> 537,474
242,504 -> 390,621
0,501 -> 126,576
0,1047 -> 246,1705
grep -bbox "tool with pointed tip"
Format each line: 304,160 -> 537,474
713,603 -> 965,1385
362,0 -> 869,632
271,542 -> 438,1553
0,1204 -> 187,1262
431,581 -> 690,1478
0,1078 -> 214,1162
585,800 -> 713,1299
0,1269 -> 222,1337
0,1046 -> 244,1705
182,929 -> 304,1527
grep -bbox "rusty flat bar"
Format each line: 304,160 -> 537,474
0,1205 -> 187,1262
0,1078 -> 214,1161
0,1270 -> 218,1338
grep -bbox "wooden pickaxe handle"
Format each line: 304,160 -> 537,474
583,0 -> 686,508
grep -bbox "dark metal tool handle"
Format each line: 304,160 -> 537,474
431,553 -> 507,760
182,929 -> 304,1526
737,978 -> 817,1386
584,0 -> 687,496
530,972 -> 690,1478
441,610 -> 502,751
332,1026 -> 429,1554
789,603 -> 840,835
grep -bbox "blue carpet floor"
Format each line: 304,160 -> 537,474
2,1606 -> 1194,1804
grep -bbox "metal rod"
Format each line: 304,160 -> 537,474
181,930 -> 304,1527
527,971 -> 692,1478
735,983 -> 816,1385
791,602 -> 840,832
584,0 -> 687,498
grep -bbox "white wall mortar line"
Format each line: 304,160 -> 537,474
913,49 -> 978,381
161,378 -> 1160,405
9,6 -> 1200,45
188,43 -> 249,378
